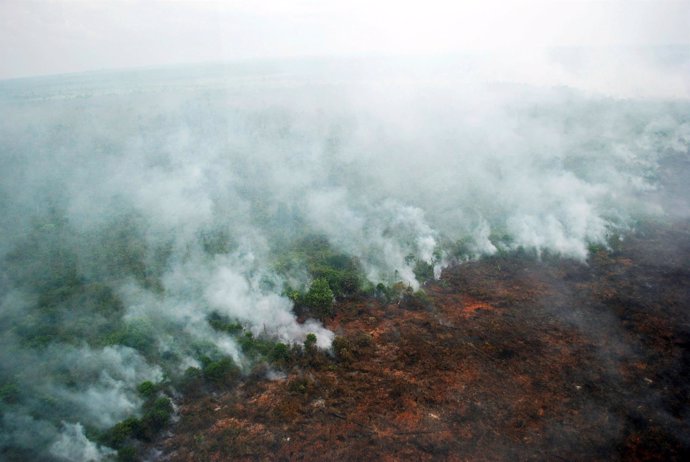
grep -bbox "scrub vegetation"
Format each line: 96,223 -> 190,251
1,56 -> 689,460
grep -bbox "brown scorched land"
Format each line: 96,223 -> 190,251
156,220 -> 690,461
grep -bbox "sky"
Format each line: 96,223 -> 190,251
0,0 -> 689,79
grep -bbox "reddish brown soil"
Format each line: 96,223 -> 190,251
157,221 -> 690,461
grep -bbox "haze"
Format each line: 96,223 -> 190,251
1,0 -> 690,80
1,1 -> 690,460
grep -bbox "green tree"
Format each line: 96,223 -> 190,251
303,278 -> 334,318
304,333 -> 317,351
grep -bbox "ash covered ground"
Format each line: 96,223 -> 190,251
157,215 -> 690,461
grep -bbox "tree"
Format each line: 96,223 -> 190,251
303,278 -> 334,318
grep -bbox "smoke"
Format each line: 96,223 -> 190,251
50,423 -> 115,462
1,50 -> 689,458
0,339 -> 158,459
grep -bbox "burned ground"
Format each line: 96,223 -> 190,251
156,220 -> 690,461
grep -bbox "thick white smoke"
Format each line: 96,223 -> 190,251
50,423 -> 116,462
0,52 -> 689,458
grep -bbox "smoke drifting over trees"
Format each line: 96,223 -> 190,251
1,51 -> 689,460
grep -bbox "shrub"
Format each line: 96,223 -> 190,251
207,312 -> 243,334
332,331 -> 373,362
268,342 -> 291,364
376,281 -> 412,303
186,367 -> 202,380
303,278 -> 334,318
101,396 -> 174,446
137,397 -> 174,441
136,381 -> 157,398
180,367 -> 203,394
311,266 -> 361,298
287,376 -> 313,395
275,234 -> 365,299
413,260 -> 434,283
331,336 -> 354,363
201,356 -> 240,384
374,282 -> 390,300
100,417 -> 141,448
238,332 -> 281,358
106,320 -> 155,355
304,333 -> 317,350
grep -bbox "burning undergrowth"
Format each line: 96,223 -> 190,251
160,219 -> 690,461
0,58 -> 689,460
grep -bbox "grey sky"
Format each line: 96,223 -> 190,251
1,0 -> 689,79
